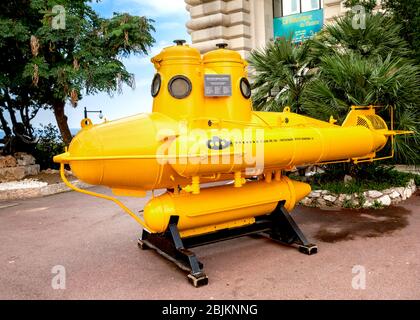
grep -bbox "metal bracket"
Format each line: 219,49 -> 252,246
137,202 -> 317,287
138,216 -> 208,287
263,201 -> 318,255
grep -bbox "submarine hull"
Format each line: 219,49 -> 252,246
55,109 -> 388,195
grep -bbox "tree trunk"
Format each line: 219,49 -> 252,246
53,100 -> 73,145
6,102 -> 18,131
0,109 -> 12,136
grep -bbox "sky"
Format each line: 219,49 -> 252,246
35,0 -> 191,129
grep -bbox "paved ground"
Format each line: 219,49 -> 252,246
0,187 -> 419,300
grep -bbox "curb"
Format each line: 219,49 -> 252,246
300,179 -> 417,209
0,180 -> 92,202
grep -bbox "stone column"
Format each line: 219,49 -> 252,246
185,0 -> 253,57
250,0 -> 274,51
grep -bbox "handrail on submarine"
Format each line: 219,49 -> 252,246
59,163 -> 155,232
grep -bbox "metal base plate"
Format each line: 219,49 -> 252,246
299,244 -> 318,255
187,273 -> 209,288
138,202 -> 317,287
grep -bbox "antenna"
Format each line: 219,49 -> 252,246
173,39 -> 186,46
216,43 -> 228,49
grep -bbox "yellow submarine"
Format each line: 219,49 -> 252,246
54,40 -> 410,286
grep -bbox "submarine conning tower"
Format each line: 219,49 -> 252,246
151,40 -> 252,124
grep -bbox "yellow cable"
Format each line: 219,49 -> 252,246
59,163 -> 153,232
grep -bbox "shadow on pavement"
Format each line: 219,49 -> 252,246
296,195 -> 416,243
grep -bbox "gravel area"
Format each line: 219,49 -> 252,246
0,171 -> 77,191
30,172 -> 76,185
0,179 -> 48,191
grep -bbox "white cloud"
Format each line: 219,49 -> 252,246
119,0 -> 187,17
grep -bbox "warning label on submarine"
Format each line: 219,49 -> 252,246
204,74 -> 232,97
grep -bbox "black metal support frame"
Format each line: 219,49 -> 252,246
138,201 -> 317,287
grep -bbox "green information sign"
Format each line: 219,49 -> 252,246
273,9 -> 324,42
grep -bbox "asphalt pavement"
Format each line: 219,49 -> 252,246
0,187 -> 419,299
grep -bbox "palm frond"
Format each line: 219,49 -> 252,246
248,38 -> 313,113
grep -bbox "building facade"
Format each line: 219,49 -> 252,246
185,0 -> 350,56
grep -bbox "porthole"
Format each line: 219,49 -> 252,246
240,78 -> 251,99
168,75 -> 192,99
151,73 -> 161,97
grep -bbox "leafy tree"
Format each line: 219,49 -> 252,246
1,0 -> 155,145
383,0 -> 420,63
248,39 -> 314,113
0,1 -> 47,139
34,124 -> 65,170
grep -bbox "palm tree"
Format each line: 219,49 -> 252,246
302,52 -> 419,164
248,38 -> 314,113
303,12 -> 420,165
307,12 -> 411,63
249,12 -> 419,164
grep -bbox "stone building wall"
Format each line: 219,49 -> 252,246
185,0 -> 382,57
185,0 -> 255,57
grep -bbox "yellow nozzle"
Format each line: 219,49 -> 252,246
53,152 -> 70,164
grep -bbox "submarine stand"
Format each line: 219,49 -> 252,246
138,201 -> 317,287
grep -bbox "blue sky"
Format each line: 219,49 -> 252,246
35,0 -> 191,129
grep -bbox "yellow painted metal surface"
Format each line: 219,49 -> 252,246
144,177 -> 310,236
53,42 -> 412,237
151,44 -> 203,120
202,47 -> 252,122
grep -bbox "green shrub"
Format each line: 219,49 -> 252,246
413,174 -> 420,187
372,200 -> 384,210
309,164 -> 414,194
33,124 -> 65,170
357,193 -> 366,208
342,199 -> 355,209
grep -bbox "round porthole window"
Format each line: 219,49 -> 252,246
151,73 -> 161,97
240,78 -> 251,99
168,75 -> 192,99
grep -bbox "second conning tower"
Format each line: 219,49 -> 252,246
151,40 -> 252,123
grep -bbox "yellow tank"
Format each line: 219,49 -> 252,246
54,41 -> 410,238
144,176 -> 310,236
